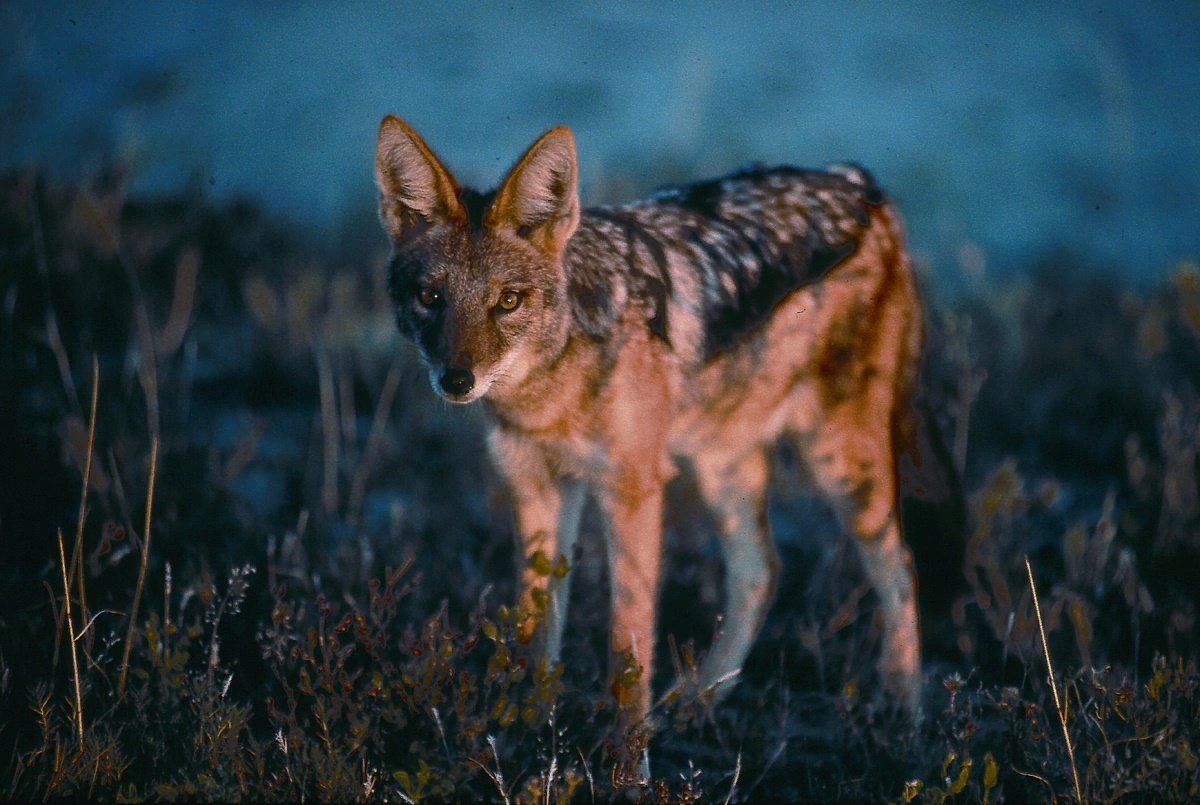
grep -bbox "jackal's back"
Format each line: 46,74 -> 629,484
564,164 -> 885,358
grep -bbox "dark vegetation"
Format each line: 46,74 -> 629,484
1,170 -> 1198,801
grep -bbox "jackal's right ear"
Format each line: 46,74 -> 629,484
375,116 -> 465,238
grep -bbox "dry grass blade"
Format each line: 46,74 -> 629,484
315,342 -> 339,514
347,363 -> 401,524
118,436 -> 158,698
56,529 -> 84,744
44,306 -> 82,418
1025,556 -> 1083,803
470,735 -> 512,805
723,750 -> 742,805
156,248 -> 199,359
55,357 -> 99,665
72,358 -> 100,623
116,245 -> 162,441
29,181 -> 83,416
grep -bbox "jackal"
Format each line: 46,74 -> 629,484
375,116 -> 953,724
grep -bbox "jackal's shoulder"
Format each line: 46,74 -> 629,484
565,163 -> 891,356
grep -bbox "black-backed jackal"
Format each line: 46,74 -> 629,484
374,116 -> 955,728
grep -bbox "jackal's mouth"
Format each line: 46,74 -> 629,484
437,389 -> 482,405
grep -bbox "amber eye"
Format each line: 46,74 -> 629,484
497,290 -> 523,312
417,286 -> 440,307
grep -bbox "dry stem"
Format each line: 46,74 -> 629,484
347,363 -> 401,524
315,342 -> 339,514
74,358 -> 100,615
29,182 -> 83,417
56,357 -> 99,666
118,436 -> 158,698
1025,556 -> 1083,802
56,529 -> 84,744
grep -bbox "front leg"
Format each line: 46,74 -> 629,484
599,474 -> 665,724
512,477 -> 586,662
489,430 -> 586,663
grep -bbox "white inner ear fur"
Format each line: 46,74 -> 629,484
495,129 -> 579,237
376,126 -> 442,218
511,142 -> 577,226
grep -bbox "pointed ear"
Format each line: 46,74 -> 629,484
375,116 -> 465,238
487,126 -> 580,255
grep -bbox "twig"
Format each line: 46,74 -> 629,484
1025,556 -> 1083,802
118,436 -> 158,698
56,529 -> 84,744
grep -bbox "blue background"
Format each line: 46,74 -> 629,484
4,1 -> 1197,288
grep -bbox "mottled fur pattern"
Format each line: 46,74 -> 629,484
375,116 -> 936,726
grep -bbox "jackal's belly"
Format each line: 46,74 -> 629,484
667,283 -> 825,459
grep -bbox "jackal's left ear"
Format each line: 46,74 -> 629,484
376,116 -> 465,238
488,127 -> 580,255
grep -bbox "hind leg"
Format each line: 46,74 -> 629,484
691,448 -> 779,702
802,412 -> 921,715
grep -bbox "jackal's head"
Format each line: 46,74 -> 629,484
375,116 -> 580,404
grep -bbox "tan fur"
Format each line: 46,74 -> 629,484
376,117 -> 929,727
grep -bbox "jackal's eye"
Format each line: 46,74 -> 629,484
417,286 -> 441,307
497,290 -> 523,312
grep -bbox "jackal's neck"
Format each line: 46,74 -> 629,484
483,331 -> 600,436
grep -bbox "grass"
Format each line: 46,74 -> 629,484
0,169 -> 1198,801
1025,556 -> 1081,803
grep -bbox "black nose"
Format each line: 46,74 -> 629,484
439,367 -> 475,397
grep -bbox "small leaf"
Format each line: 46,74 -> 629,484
948,758 -> 972,795
941,752 -> 957,780
552,556 -> 570,579
530,550 -> 552,577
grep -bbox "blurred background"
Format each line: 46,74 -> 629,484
3,1 -> 1198,289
